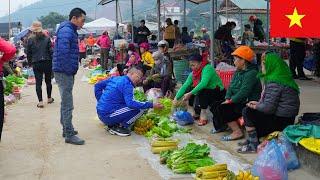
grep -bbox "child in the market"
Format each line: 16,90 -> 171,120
139,42 -> 155,71
126,43 -> 141,68
95,66 -> 163,137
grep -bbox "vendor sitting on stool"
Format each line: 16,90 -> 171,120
95,66 -> 163,137
140,42 -> 155,71
143,40 -> 174,97
238,52 -> 300,153
173,54 -> 225,126
218,46 -> 261,141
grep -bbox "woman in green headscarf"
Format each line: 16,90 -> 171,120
237,52 -> 300,154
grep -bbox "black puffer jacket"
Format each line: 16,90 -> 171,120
256,82 -> 300,117
27,35 -> 52,65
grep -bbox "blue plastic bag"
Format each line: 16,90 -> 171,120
252,140 -> 288,180
278,135 -> 300,170
172,110 -> 194,126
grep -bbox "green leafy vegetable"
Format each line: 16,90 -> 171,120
134,89 -> 147,101
153,98 -> 173,116
4,75 -> 25,95
165,143 -> 215,174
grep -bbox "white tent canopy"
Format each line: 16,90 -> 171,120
83,18 -> 124,31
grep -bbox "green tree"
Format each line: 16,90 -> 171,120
38,12 -> 68,29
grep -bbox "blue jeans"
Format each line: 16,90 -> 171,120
55,72 -> 75,138
98,106 -> 145,128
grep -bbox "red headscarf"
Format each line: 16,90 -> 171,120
192,53 -> 208,87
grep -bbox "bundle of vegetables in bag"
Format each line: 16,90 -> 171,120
153,98 -> 173,116
196,164 -> 236,180
163,142 -> 216,174
151,138 -> 179,154
145,116 -> 191,138
134,89 -> 147,102
88,74 -> 109,84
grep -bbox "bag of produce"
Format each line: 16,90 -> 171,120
146,88 -> 163,102
172,110 -> 193,126
252,140 -> 288,180
278,135 -> 300,170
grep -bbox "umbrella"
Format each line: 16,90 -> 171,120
13,28 -> 31,43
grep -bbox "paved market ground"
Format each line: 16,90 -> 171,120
0,68 -> 319,180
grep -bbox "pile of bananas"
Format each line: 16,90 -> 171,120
196,164 -> 231,180
133,118 -> 154,135
236,171 -> 259,180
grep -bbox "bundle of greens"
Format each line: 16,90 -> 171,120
153,98 -> 173,116
134,89 -> 147,102
145,116 -> 191,138
164,143 -> 215,174
4,75 -> 25,95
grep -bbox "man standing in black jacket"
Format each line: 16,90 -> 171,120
249,15 -> 265,42
136,20 -> 151,45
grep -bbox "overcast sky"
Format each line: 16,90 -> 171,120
0,0 -> 40,17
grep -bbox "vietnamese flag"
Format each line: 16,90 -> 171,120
270,0 -> 320,38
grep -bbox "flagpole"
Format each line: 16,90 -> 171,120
8,0 -> 11,39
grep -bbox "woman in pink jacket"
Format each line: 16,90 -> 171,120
0,38 -> 16,141
96,31 -> 111,70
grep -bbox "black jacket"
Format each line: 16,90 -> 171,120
214,25 -> 234,45
136,26 -> 151,44
27,35 -> 52,65
253,19 -> 265,42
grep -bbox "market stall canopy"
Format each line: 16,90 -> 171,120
201,0 -> 267,15
98,0 -> 210,5
83,18 -> 124,31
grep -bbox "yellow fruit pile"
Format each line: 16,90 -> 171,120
88,74 -> 109,84
195,164 -> 229,180
236,171 -> 259,180
133,118 -> 154,135
150,138 -> 178,154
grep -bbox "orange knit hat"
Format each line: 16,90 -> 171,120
231,46 -> 255,62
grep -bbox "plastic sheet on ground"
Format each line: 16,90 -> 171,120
132,132 -> 251,180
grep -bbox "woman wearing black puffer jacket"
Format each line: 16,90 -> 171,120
27,21 -> 54,108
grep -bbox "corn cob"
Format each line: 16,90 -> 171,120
151,140 -> 178,147
196,164 -> 228,177
151,146 -> 178,154
200,170 -> 228,179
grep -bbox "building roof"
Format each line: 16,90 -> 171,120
0,22 -> 22,34
98,0 -> 210,5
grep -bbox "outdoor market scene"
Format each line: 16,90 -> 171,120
0,0 -> 320,180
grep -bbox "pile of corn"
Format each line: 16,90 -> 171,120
195,164 -> 229,180
151,138 -> 178,154
88,74 -> 109,84
236,171 -> 259,180
133,118 -> 154,135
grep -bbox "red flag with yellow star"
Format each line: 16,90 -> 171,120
270,0 -> 320,38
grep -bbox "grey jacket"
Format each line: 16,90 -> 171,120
256,82 -> 300,117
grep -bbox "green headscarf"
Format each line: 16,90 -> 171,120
259,52 -> 300,92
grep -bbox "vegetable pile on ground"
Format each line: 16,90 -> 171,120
4,75 -> 25,95
144,116 -> 191,138
133,114 -> 155,135
160,142 -> 215,174
88,74 -> 109,84
196,164 -> 236,180
151,138 -> 179,154
134,89 -> 147,101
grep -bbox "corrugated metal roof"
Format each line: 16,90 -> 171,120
98,0 -> 211,5
230,0 -> 267,10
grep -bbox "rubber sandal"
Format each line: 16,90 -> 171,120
211,126 -> 228,134
221,134 -> 244,141
237,144 -> 257,154
37,103 -> 44,108
48,98 -> 55,104
197,119 -> 208,126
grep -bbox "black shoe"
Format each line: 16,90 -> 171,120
65,135 -> 85,145
108,126 -> 131,137
62,130 -> 78,138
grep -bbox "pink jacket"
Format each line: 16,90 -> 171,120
126,51 -> 141,67
79,40 -> 86,53
0,38 -> 16,74
96,35 -> 111,49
